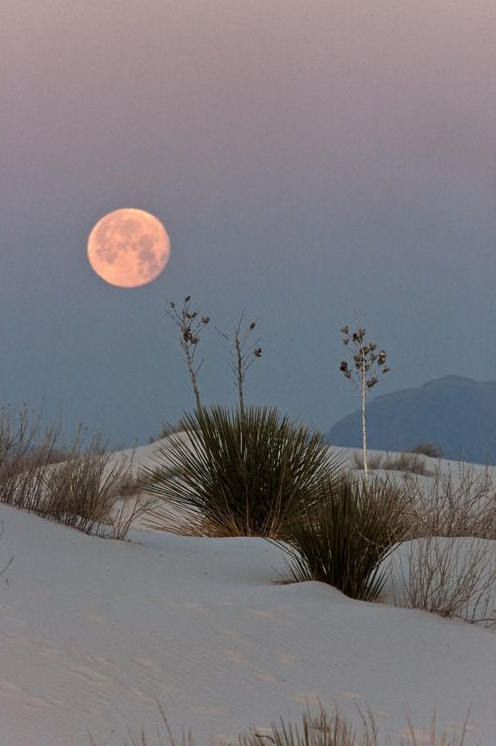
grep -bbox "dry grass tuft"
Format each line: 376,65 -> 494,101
352,451 -> 430,476
381,453 -> 431,476
409,443 -> 444,459
0,407 -> 143,539
40,441 -> 127,535
389,536 -> 496,625
89,705 -> 471,746
403,462 -> 496,540
352,452 -> 385,471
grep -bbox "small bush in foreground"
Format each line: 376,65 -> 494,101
142,406 -> 344,537
279,475 -> 409,601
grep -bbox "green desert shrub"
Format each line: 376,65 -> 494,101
142,405 -> 344,537
279,474 -> 410,601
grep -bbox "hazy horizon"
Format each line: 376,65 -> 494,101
2,1 -> 495,446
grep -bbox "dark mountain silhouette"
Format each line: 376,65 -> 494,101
326,376 -> 496,465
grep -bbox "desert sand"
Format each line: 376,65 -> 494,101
0,442 -> 495,745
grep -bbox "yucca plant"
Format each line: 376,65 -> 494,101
279,474 -> 409,601
142,405 -> 344,537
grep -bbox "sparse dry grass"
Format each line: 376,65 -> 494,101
352,452 -> 385,471
382,453 -> 430,476
0,408 -> 145,539
0,407 -> 60,510
389,536 -> 496,625
41,442 -> 134,536
240,707 -> 471,746
90,705 -> 472,746
403,462 -> 496,540
110,495 -> 155,540
385,463 -> 496,624
352,451 -> 431,476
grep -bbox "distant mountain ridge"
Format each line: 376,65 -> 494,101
326,375 -> 496,465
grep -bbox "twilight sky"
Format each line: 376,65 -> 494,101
1,0 -> 496,447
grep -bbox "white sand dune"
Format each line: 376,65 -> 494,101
1,443 -> 496,744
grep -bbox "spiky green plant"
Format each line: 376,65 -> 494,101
279,474 -> 409,601
142,405 -> 344,537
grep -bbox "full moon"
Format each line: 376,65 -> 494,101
87,208 -> 171,288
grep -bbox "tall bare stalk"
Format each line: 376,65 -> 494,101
339,317 -> 390,477
166,296 -> 210,411
218,314 -> 262,417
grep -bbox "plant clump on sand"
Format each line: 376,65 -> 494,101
90,704 -> 470,746
0,407 -> 145,539
278,473 -> 410,601
142,404 -> 344,538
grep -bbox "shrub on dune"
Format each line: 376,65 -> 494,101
403,462 -> 496,539
142,405 -> 344,537
279,474 -> 410,601
390,535 -> 496,624
0,406 -> 59,510
41,441 -> 129,535
0,409 -> 140,539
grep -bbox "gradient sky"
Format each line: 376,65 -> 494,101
1,0 -> 496,447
